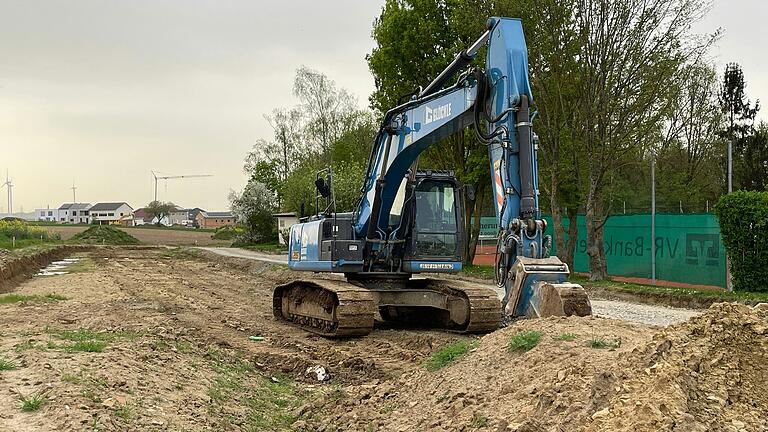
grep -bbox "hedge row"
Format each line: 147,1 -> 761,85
714,191 -> 768,293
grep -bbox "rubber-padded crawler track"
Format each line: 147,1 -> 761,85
273,280 -> 375,338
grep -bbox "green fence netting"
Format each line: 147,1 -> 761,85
473,214 -> 726,287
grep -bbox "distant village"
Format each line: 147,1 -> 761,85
34,202 -> 235,229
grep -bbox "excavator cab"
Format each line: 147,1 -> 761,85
406,172 -> 465,263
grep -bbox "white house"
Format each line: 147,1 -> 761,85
273,212 -> 299,245
90,202 -> 134,225
58,203 -> 92,224
35,207 -> 58,222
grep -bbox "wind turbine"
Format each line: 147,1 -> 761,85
70,179 -> 77,204
1,170 -> 13,217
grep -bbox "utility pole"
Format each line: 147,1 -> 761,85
728,139 -> 733,194
726,138 -> 733,292
651,155 -> 656,286
71,180 -> 77,204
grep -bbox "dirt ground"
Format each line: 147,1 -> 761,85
0,247 -> 462,431
44,226 -> 228,246
0,247 -> 765,431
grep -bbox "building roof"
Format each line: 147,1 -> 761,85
90,202 -> 133,212
58,203 -> 91,210
200,211 -> 234,218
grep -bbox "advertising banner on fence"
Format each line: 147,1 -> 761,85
473,214 -> 726,288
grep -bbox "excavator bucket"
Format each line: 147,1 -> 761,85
503,256 -> 592,318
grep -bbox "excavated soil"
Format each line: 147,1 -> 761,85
0,246 -> 765,431
309,304 -> 768,432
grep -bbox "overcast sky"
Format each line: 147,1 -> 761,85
0,0 -> 765,214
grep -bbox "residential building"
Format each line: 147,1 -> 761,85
186,208 -> 206,227
35,207 -> 58,222
90,202 -> 134,225
273,212 -> 298,244
170,207 -> 206,226
133,208 -> 170,226
132,208 -> 152,226
195,211 -> 235,229
58,203 -> 92,224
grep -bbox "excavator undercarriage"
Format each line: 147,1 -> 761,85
273,278 -> 502,338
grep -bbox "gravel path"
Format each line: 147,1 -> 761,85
590,299 -> 701,326
200,247 -> 701,326
196,246 -> 288,264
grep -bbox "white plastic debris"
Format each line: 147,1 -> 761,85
305,365 -> 330,382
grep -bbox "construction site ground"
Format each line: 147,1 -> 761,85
0,246 -> 765,431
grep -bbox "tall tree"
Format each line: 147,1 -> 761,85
735,123 -> 768,191
228,181 -> 276,243
293,66 -> 358,160
144,201 -> 177,225
720,63 -> 760,141
654,63 -> 724,211
264,107 -> 304,182
573,0 -> 713,280
719,63 -> 762,191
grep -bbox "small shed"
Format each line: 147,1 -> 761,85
273,212 -> 298,245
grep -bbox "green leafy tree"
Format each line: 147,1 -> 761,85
718,63 -> 763,191
368,0 -> 492,263
294,66 -> 358,160
736,123 -> 768,191
246,159 -> 283,201
228,181 -> 277,244
144,201 -> 177,225
720,63 -> 760,142
571,0 -> 714,280
652,63 -> 724,212
281,160 -> 324,217
244,68 -> 371,211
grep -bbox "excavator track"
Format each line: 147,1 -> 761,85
273,280 -> 375,338
423,279 -> 502,333
274,278 -> 502,337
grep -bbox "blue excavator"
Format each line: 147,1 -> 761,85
273,17 -> 592,337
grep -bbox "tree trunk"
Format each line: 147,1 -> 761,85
565,206 -> 578,272
464,182 -> 485,265
549,173 -> 567,259
585,178 -> 607,281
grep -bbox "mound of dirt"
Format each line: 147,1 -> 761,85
305,303 -> 768,432
591,302 -> 768,432
71,225 -> 140,245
